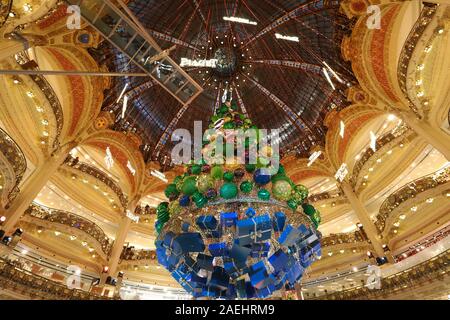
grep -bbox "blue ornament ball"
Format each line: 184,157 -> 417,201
179,195 -> 191,207
253,168 -> 271,185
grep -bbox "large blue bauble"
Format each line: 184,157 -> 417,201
253,169 -> 271,185
179,195 -> 191,207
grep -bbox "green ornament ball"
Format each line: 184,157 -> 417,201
211,165 -> 223,180
192,191 -> 208,208
223,171 -> 234,182
292,184 -> 309,203
240,180 -> 253,194
245,163 -> 256,173
272,180 -> 292,201
277,165 -> 286,175
174,175 -> 184,192
164,184 -> 179,199
302,203 -> 316,216
190,164 -> 202,175
181,176 -> 198,196
287,198 -> 298,211
257,189 -> 271,201
168,201 -> 182,215
220,182 -> 238,199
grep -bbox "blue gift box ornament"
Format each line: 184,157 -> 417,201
172,232 -> 205,255
278,224 -> 301,247
268,249 -> 290,273
197,253 -> 214,271
236,214 -> 272,246
220,212 -> 238,227
245,207 -> 256,218
272,212 -> 286,232
208,266 -> 230,290
195,215 -> 218,230
229,243 -> 251,267
208,242 -> 228,257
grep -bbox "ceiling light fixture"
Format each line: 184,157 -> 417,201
151,170 -> 168,183
116,83 -> 129,103
275,33 -> 299,42
223,16 -> 257,25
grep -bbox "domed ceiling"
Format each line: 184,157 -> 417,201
92,0 -> 356,168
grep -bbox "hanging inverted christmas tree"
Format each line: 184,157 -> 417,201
155,101 -> 322,299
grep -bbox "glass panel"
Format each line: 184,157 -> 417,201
125,34 -> 145,57
78,0 -> 105,22
152,59 -> 175,83
109,19 -> 136,49
91,4 -> 120,36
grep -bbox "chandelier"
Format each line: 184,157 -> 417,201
155,102 -> 322,299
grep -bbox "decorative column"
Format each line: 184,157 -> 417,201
399,111 -> 450,160
104,195 -> 141,279
105,215 -> 132,278
340,181 -> 386,258
0,142 -> 76,234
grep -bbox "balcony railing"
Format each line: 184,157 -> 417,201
64,155 -> 128,209
120,247 -> 156,261
375,167 -> 450,234
15,51 -> 64,149
0,127 -> 27,206
25,203 -> 114,256
350,125 -> 412,188
0,258 -> 111,300
321,231 -> 367,248
397,2 -> 438,117
314,250 -> 449,300
308,191 -> 344,203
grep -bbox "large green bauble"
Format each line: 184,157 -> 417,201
302,203 -> 316,216
287,198 -> 298,211
190,164 -> 202,175
155,222 -> 163,233
156,202 -> 170,224
181,176 -> 198,196
277,165 -> 285,175
258,189 -> 270,201
245,164 -> 256,173
223,171 -> 234,182
271,174 -> 290,184
174,175 -> 184,192
196,174 -> 214,193
311,210 -> 321,227
211,166 -> 223,180
168,201 -> 182,215
240,180 -> 253,194
292,184 -> 309,203
192,191 -> 208,208
164,184 -> 179,199
272,180 -> 292,201
220,182 -> 238,199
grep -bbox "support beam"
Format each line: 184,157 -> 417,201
243,73 -> 314,134
0,142 -> 76,234
340,181 -> 387,259
241,0 -> 340,48
400,111 -> 450,160
0,69 -> 149,77
245,59 -> 323,76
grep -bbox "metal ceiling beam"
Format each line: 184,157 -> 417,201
241,0 -> 340,49
244,59 -> 323,75
243,73 -> 314,135
148,29 -> 200,51
0,69 -> 148,77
